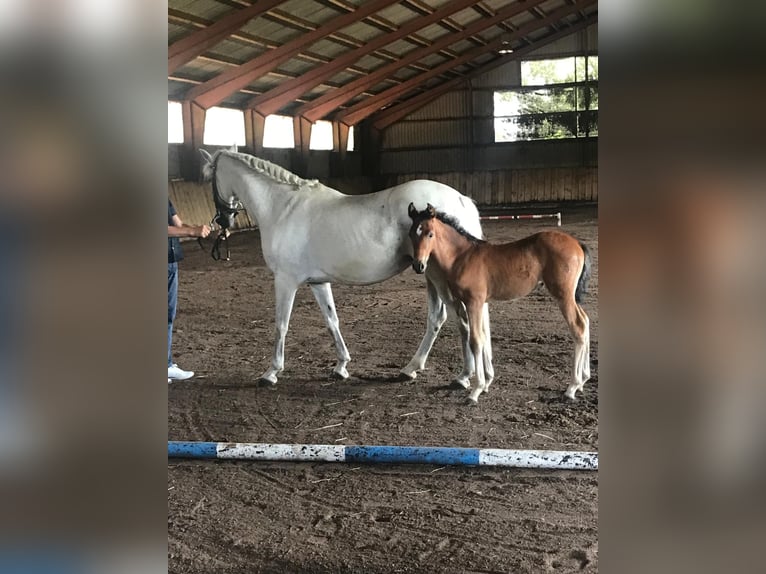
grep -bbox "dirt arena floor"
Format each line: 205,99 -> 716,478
168,207 -> 598,573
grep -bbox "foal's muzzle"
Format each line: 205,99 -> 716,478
412,260 -> 426,274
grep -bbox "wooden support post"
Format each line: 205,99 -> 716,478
181,100 -> 206,181
292,116 -> 313,177
336,122 -> 350,159
360,120 -> 382,185
244,109 -> 265,156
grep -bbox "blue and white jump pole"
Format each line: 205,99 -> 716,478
168,442 -> 597,470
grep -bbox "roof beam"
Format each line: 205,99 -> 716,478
245,0 -> 486,117
404,0 -> 486,47
337,0 -> 594,126
314,0 -> 467,61
372,13 -> 598,130
259,9 -> 434,75
169,8 -> 374,77
293,0 -> 551,123
168,0 -> 285,74
185,0 -> 402,109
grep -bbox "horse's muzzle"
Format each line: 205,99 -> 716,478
412,260 -> 426,274
214,211 -> 235,229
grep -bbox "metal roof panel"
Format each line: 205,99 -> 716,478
375,4 -> 420,26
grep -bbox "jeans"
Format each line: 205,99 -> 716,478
168,262 -> 178,368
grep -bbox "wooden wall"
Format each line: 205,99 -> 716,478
168,176 -> 377,229
169,165 -> 595,228
383,167 -> 597,206
168,180 -> 256,230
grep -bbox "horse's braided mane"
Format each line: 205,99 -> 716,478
220,150 -> 319,188
436,211 -> 485,244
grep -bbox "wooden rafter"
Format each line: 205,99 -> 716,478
168,0 -> 285,74
245,0 -> 487,117
313,0 -> 469,61
293,0 -> 552,122
184,0 -> 403,109
169,8 -> 376,78
372,13 -> 597,130
337,0 -> 595,126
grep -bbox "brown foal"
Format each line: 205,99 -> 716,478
408,203 -> 591,403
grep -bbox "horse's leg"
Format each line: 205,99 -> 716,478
558,297 -> 589,400
452,301 -> 474,389
467,299 -> 487,404
310,283 -> 351,379
481,303 -> 495,391
259,275 -> 298,386
400,278 -> 448,379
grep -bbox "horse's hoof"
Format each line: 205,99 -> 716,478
258,377 -> 277,388
465,397 -> 479,406
399,369 -> 417,380
564,389 -> 577,400
449,378 -> 470,390
332,367 -> 350,379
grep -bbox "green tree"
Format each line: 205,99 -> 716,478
510,57 -> 598,139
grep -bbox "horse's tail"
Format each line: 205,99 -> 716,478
575,242 -> 592,304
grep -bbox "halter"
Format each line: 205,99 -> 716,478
207,153 -> 245,261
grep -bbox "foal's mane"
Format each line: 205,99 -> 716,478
215,150 -> 319,188
415,209 -> 484,244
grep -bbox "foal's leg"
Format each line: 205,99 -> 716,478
558,297 -> 590,400
481,303 -> 495,390
452,301 -> 474,389
466,300 -> 488,404
259,274 -> 298,385
310,283 -> 351,379
401,278 -> 448,379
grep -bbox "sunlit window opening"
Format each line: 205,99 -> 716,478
204,107 -> 246,146
494,56 -> 598,142
310,120 -> 334,150
263,114 -> 295,148
168,101 -> 184,143
347,126 -> 355,151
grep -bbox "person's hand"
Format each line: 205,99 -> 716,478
196,224 -> 211,238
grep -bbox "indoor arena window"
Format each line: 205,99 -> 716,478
263,114 -> 295,148
494,55 -> 598,142
203,106 -> 246,146
168,101 -> 183,143
309,120 -> 334,150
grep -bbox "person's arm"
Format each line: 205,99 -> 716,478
168,214 -> 211,238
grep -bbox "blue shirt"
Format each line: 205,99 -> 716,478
168,200 -> 183,263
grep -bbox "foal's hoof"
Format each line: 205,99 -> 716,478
564,388 -> 578,401
464,397 -> 479,407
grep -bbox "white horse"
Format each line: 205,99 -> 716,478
199,148 -> 493,388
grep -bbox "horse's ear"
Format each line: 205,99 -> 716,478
426,203 -> 436,218
229,144 -> 238,153
408,202 -> 418,220
199,149 -> 213,165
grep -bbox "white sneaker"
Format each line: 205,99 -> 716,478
168,364 -> 194,380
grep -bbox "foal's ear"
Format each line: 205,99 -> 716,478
426,203 -> 436,218
199,149 -> 214,165
408,202 -> 418,220
229,144 -> 238,153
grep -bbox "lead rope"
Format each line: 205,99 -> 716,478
211,228 -> 230,261
208,157 -> 244,261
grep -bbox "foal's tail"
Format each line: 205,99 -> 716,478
575,242 -> 592,304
